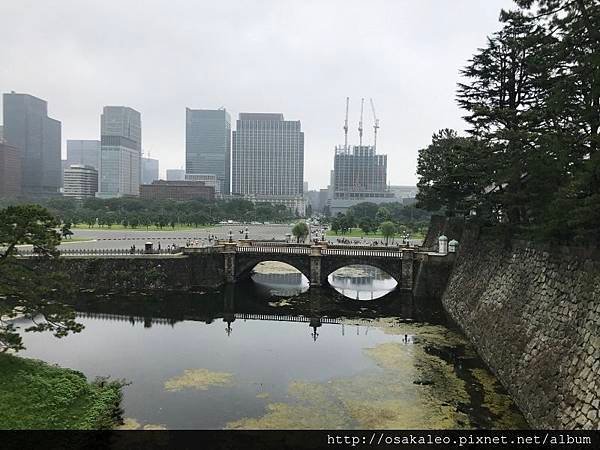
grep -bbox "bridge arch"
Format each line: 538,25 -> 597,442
235,254 -> 312,283
320,257 -> 402,286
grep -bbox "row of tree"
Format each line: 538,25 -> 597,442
0,197 -> 298,228
329,202 -> 432,241
416,0 -> 600,244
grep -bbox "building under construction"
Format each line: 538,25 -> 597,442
329,98 -> 395,216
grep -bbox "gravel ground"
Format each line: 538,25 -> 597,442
6,223 -> 421,251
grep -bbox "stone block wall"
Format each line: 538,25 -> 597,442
442,237 -> 600,429
25,253 -> 226,292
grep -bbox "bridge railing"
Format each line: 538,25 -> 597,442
321,248 -> 403,258
236,246 -> 311,255
248,241 -> 311,247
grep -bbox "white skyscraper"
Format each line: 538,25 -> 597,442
232,113 -> 305,213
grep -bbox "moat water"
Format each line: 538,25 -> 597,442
15,263 -> 528,430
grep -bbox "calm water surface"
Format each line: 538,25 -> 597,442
16,263 -> 528,430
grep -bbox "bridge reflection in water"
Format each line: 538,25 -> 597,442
247,262 -> 398,301
328,265 -> 398,300
250,271 -> 309,297
72,273 -> 426,343
75,310 -> 382,342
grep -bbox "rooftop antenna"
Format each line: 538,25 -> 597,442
358,98 -> 364,148
343,97 -> 349,151
370,98 -> 380,151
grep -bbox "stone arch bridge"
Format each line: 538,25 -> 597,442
185,242 -> 414,290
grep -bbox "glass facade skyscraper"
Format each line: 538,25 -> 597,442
99,106 -> 141,198
66,140 -> 101,170
232,113 -> 304,212
141,157 -> 159,185
185,108 -> 231,195
2,92 -> 61,197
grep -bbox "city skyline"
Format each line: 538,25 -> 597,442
0,0 -> 513,188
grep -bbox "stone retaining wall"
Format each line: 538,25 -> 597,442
25,253 -> 226,292
442,234 -> 600,429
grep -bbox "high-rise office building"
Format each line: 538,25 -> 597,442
63,164 -> 98,200
0,125 -> 4,143
141,156 -> 159,185
166,169 -> 185,181
2,92 -> 61,197
98,106 -> 141,198
184,173 -> 220,194
232,113 -> 304,213
66,140 -> 101,170
329,145 -> 394,215
185,108 -> 231,194
0,142 -> 22,198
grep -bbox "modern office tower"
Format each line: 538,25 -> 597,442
66,140 -> 101,169
141,156 -> 159,185
0,125 -> 4,143
2,92 -> 61,197
0,142 -> 22,197
185,108 -> 231,195
184,173 -> 220,194
98,106 -> 141,198
63,164 -> 98,200
166,169 -> 185,181
329,145 -> 394,216
232,113 -> 304,213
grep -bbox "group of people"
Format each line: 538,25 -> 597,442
332,237 -> 411,247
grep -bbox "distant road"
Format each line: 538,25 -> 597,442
5,223 -> 421,251
58,224 -> 292,250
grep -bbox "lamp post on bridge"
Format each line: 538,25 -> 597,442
245,226 -> 249,240
228,229 -> 233,243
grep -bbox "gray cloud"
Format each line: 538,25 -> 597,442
0,0 -> 513,188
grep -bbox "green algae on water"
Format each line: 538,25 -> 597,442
164,368 -> 233,392
225,317 -> 526,430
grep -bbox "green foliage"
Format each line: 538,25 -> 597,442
0,353 -> 123,429
291,222 -> 309,243
358,217 -> 375,235
417,0 -> 600,243
0,205 -> 81,353
379,221 -> 398,244
330,214 -> 352,235
0,197 -> 300,229
416,130 -> 492,216
375,207 -> 391,224
329,202 -> 431,239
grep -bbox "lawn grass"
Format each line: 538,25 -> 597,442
71,223 -> 210,232
0,353 -> 123,429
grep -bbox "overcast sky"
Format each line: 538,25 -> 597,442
0,0 -> 514,188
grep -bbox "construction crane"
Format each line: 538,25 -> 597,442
343,97 -> 349,151
370,98 -> 380,151
358,98 -> 364,148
